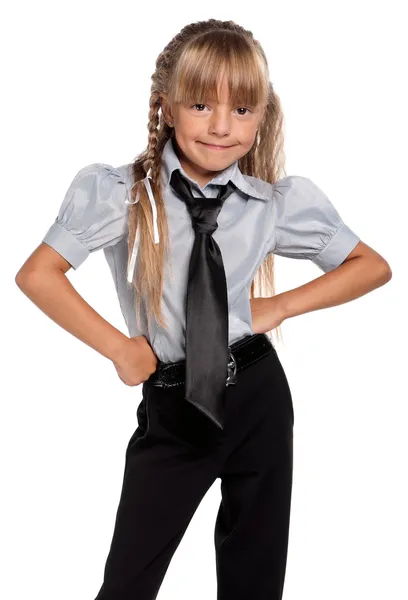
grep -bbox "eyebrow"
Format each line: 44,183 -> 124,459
193,99 -> 257,108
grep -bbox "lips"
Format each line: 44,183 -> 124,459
200,142 -> 233,148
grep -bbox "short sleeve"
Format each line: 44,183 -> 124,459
42,163 -> 130,269
269,175 -> 361,273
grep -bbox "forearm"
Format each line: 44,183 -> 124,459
16,268 -> 129,362
276,256 -> 392,320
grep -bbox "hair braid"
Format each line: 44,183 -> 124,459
127,19 -> 287,344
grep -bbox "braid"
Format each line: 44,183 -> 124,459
127,18 -> 286,343
143,91 -> 161,180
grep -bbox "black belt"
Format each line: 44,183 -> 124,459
147,333 -> 274,388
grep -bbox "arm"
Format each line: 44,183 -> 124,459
15,243 -> 157,383
16,242 -> 129,361
251,241 -> 392,333
277,241 -> 392,320
19,163 -> 157,384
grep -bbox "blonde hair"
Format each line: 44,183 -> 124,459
127,19 -> 287,344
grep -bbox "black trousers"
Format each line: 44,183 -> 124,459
94,339 -> 294,600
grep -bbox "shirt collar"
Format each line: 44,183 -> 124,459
125,136 -> 269,284
161,136 -> 270,201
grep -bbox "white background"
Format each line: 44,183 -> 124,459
3,1 -> 406,599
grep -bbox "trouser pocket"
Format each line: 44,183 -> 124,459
126,391 -> 151,452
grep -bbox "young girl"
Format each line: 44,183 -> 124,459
16,18 -> 392,600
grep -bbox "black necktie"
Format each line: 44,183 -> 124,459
170,169 -> 237,430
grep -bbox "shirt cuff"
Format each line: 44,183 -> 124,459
312,223 -> 361,273
42,222 -> 90,270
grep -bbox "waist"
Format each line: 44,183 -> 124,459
146,333 -> 274,388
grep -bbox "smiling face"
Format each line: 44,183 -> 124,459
160,70 -> 266,188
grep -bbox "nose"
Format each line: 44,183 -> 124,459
209,108 -> 231,136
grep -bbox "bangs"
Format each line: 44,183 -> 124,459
168,30 -> 268,108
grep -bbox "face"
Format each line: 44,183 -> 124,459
160,72 -> 266,188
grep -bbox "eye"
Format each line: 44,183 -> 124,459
192,103 -> 208,112
236,107 -> 251,115
191,104 -> 252,115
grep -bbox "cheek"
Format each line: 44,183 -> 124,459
177,114 -> 201,136
235,121 -> 258,139
238,133 -> 258,153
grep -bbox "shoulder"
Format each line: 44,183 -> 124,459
42,161 -> 133,269
267,174 -> 361,271
241,173 -> 321,203
272,174 -> 324,197
69,161 -> 133,202
241,173 -> 274,200
61,160 -> 134,225
269,175 -> 335,220
61,161 -> 135,223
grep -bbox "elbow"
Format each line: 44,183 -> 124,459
15,267 -> 37,293
15,268 -> 29,290
376,259 -> 392,286
15,266 -> 48,292
381,258 -> 392,281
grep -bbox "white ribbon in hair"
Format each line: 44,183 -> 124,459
125,167 -> 160,284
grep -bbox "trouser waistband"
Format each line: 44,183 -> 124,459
147,333 -> 274,388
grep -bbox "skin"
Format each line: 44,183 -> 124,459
160,72 -> 266,189
161,72 -> 392,335
15,74 -> 392,387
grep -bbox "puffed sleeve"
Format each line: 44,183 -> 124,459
269,175 -> 361,272
42,163 -> 129,269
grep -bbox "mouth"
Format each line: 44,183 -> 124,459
198,141 -> 235,150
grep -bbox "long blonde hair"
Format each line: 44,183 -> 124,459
127,19 -> 287,344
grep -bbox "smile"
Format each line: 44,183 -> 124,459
199,142 -> 234,150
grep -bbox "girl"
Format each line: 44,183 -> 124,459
16,18 -> 392,600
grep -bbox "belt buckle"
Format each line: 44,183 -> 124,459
226,348 -> 237,386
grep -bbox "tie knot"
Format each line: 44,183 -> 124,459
170,170 -> 236,236
188,197 -> 224,235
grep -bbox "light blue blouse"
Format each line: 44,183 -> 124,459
42,137 -> 361,362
